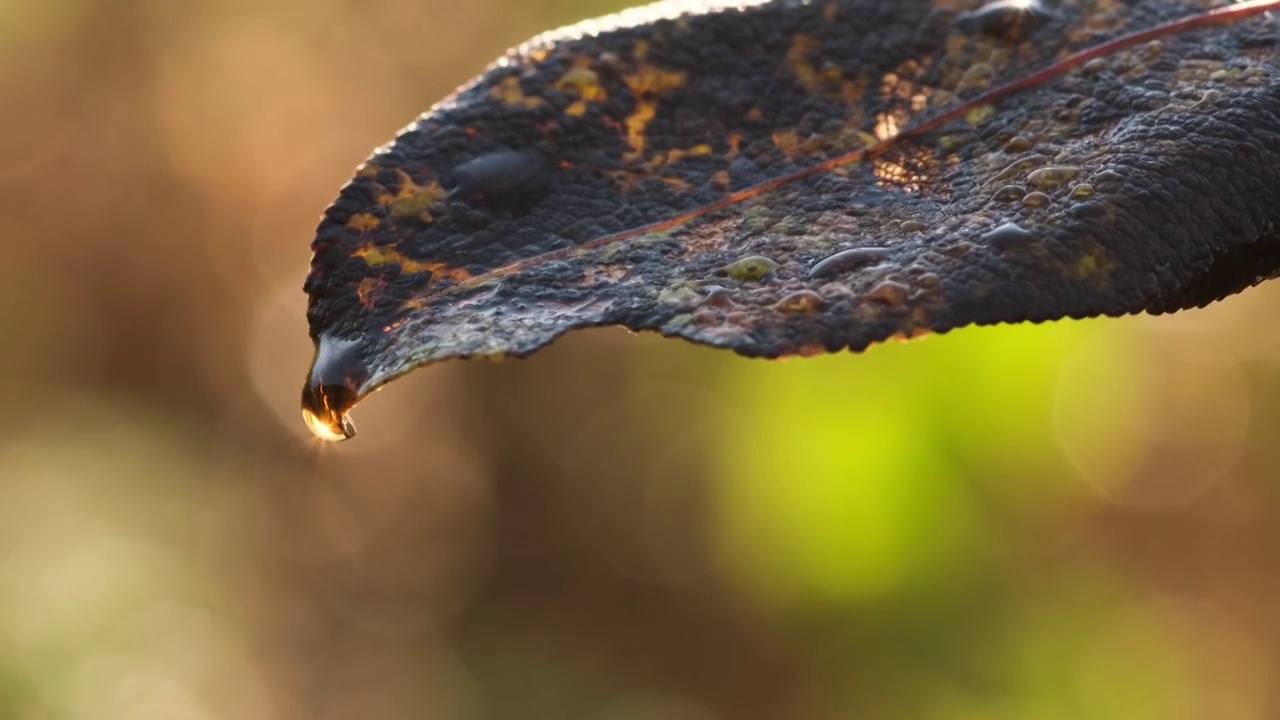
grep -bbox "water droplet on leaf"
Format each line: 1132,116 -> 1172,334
300,335 -> 367,442
992,185 -> 1027,202
446,149 -> 550,203
774,290 -> 825,312
1069,200 -> 1107,219
702,285 -> 737,306
1022,191 -> 1051,208
1069,182 -> 1095,199
1003,136 -> 1034,153
1026,165 -> 1082,189
982,221 -> 1035,250
723,255 -> 780,282
808,247 -> 891,279
1082,57 -> 1110,75
866,280 -> 909,306
658,283 -> 702,307
956,0 -> 1055,42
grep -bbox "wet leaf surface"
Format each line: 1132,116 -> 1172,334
303,0 -> 1280,439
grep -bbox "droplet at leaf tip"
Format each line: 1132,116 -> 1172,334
302,0 -> 1280,434
300,334 -> 367,442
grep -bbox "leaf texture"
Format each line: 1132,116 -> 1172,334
302,0 -> 1280,439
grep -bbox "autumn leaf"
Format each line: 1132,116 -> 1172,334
302,0 -> 1280,440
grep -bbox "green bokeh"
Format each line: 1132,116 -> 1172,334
708,320 -> 1180,718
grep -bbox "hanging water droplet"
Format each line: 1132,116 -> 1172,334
300,335 -> 368,442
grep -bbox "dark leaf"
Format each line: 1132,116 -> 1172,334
302,0 -> 1280,440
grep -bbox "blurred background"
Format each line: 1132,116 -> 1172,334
5,0 -> 1280,717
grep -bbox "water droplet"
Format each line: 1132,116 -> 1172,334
807,247 -> 891,279
446,149 -> 549,203
1026,165 -> 1082,189
1003,136 -> 1034,153
722,255 -> 780,282
598,52 -> 622,73
956,0 -> 1054,41
866,280 -> 909,306
992,185 -> 1027,202
1069,182 -> 1095,199
1069,201 -> 1106,219
701,285 -> 737,307
989,155 -> 1049,184
1082,57 -> 1110,75
774,290 -> 825,312
300,335 -> 368,442
658,283 -> 702,307
1022,191 -> 1051,208
982,222 -> 1034,250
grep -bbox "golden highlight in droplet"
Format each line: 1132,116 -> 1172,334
301,401 -> 356,442
300,335 -> 366,442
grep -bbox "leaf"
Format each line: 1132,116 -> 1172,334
301,0 -> 1280,440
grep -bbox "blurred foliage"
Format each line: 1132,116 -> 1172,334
4,0 -> 1280,718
